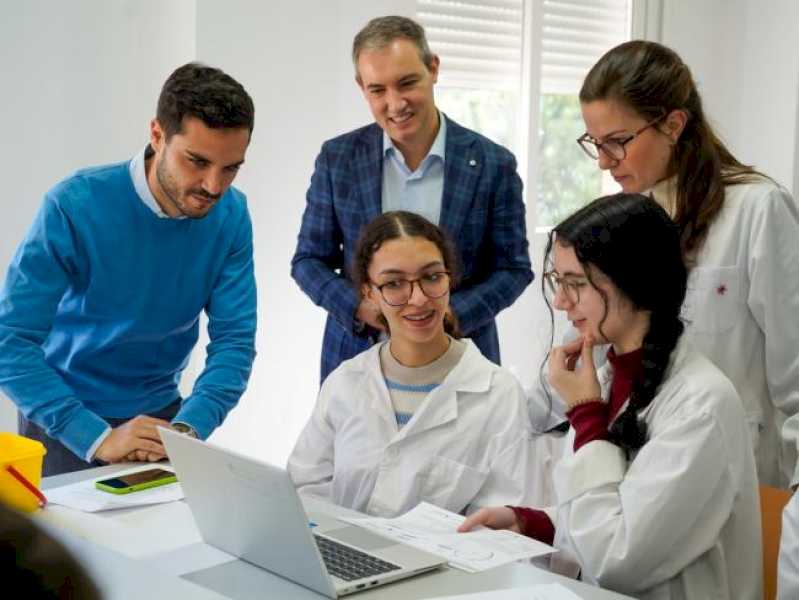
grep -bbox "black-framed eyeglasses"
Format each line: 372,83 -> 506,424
576,113 -> 667,161
543,270 -> 586,304
372,271 -> 451,307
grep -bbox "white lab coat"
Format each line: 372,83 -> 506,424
287,340 -> 549,517
653,177 -> 799,487
778,490 -> 799,599
531,179 -> 799,487
545,338 -> 762,600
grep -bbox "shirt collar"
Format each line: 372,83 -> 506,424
383,110 -> 447,165
128,145 -> 183,219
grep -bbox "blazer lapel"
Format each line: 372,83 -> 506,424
353,124 -> 384,224
440,116 -> 481,238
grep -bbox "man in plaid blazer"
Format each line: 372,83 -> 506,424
291,16 -> 533,382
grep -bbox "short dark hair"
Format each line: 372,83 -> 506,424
352,211 -> 461,337
156,62 -> 255,139
352,16 -> 435,73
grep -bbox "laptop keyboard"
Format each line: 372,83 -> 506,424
314,535 -> 401,582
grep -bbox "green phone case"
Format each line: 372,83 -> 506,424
95,473 -> 177,495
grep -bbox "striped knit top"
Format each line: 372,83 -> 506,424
379,336 -> 467,428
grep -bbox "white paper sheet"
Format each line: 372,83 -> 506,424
341,502 -> 556,572
424,583 -> 583,600
45,465 -> 184,512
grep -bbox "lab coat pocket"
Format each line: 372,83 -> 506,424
421,456 -> 489,513
682,266 -> 744,334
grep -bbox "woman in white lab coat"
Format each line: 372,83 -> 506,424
462,194 -> 761,600
569,40 -> 799,488
287,211 -> 545,517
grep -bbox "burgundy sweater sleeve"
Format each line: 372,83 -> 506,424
508,506 -> 555,545
566,400 -> 610,451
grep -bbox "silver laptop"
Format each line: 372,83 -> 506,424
159,427 -> 446,597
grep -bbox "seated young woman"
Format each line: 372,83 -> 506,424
288,210 -> 543,517
459,193 -> 761,600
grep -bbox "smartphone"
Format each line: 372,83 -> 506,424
95,468 -> 178,495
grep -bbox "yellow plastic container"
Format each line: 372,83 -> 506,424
0,432 -> 46,512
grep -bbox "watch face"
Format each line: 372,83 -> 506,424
172,423 -> 196,437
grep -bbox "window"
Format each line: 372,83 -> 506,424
418,0 -> 633,228
418,0 -> 524,156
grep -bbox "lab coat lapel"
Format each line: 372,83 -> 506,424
392,385 -> 459,444
363,347 -> 402,434
391,341 -> 491,444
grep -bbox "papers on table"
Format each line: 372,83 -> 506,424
341,502 -> 556,573
424,583 -> 583,599
46,465 -> 184,512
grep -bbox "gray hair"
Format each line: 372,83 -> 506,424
352,16 -> 435,75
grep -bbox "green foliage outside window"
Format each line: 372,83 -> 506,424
436,90 -> 602,228
537,94 -> 602,228
436,87 -> 519,156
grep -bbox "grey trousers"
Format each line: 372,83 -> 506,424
18,399 -> 181,477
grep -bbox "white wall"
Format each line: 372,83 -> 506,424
0,0 -> 196,432
661,0 -> 799,191
1,1 -> 798,468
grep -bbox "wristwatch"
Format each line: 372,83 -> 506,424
172,422 -> 198,438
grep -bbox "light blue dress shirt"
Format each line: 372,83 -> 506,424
129,146 -> 187,219
381,112 -> 447,225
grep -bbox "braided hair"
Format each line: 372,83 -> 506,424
543,193 -> 687,455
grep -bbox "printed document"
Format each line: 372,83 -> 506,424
341,502 -> 556,572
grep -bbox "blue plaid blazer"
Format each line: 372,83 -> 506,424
291,116 -> 534,382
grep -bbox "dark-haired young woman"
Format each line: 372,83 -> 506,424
461,194 -> 761,600
576,40 -> 799,488
288,211 -> 544,517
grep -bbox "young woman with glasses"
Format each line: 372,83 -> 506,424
461,193 -> 761,600
288,211 -> 545,517
572,40 -> 799,488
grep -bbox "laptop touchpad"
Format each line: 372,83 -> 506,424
323,525 -> 395,551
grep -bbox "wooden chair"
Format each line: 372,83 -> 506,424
760,485 -> 793,599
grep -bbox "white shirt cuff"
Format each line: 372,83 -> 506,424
85,426 -> 112,462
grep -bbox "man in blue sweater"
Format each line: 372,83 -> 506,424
0,63 -> 258,475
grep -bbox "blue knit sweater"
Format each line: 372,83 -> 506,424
0,158 -> 257,459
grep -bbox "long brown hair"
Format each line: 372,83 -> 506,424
580,40 -> 761,257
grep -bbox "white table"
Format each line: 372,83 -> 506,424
39,465 -> 633,600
